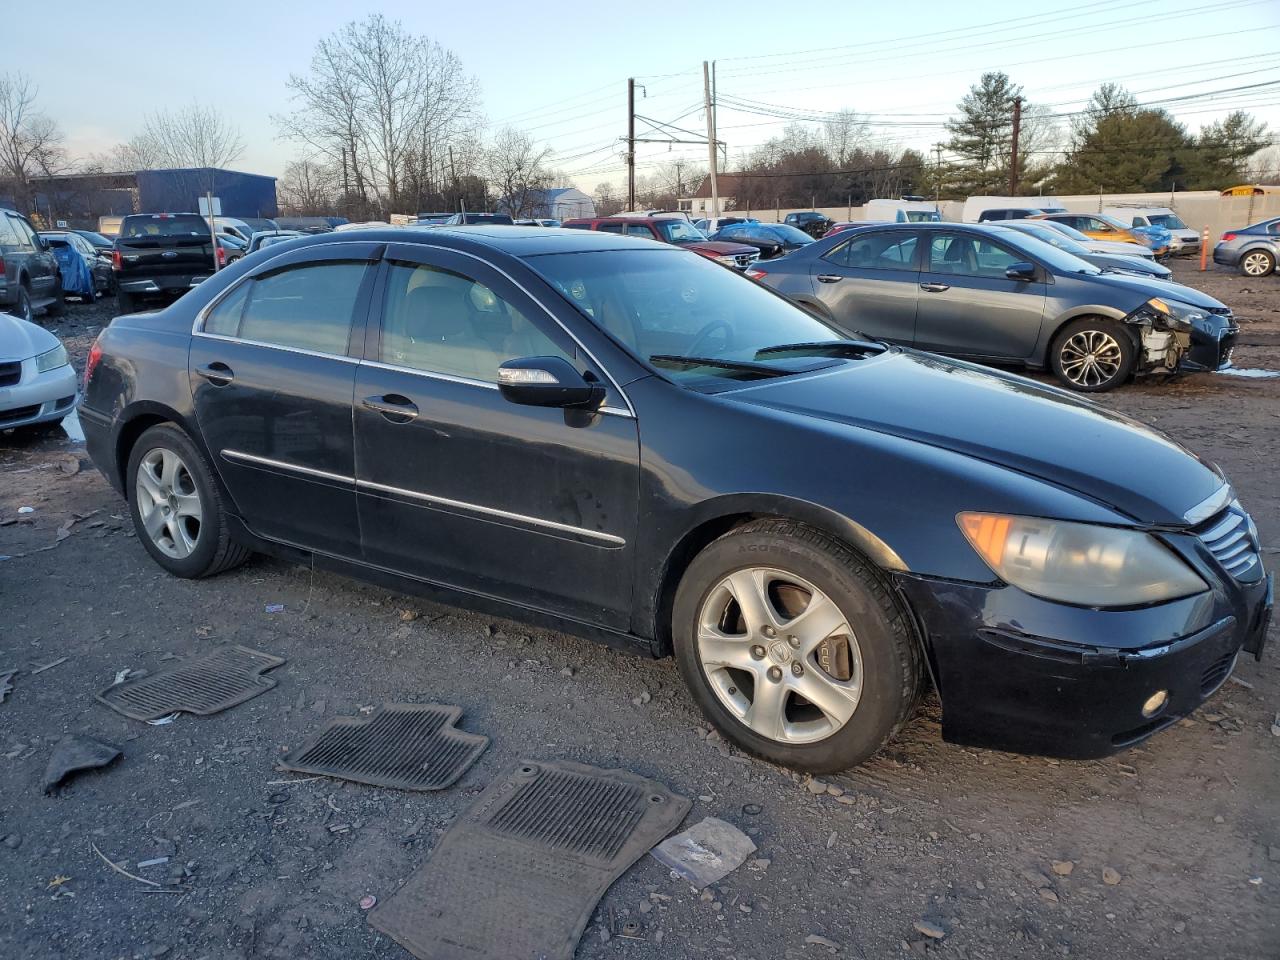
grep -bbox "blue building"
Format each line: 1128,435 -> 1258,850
25,167 -> 278,226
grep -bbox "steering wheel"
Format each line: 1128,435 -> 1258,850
686,319 -> 734,357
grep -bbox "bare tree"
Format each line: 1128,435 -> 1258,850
485,128 -> 552,218
822,109 -> 869,167
278,158 -> 339,215
593,181 -> 623,216
122,103 -> 245,170
276,14 -> 482,217
0,73 -> 67,211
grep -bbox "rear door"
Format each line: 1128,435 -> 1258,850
810,230 -> 922,344
352,243 -> 640,628
190,241 -> 381,556
913,232 -> 1047,360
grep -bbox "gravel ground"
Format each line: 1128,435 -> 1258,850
1,263 -> 1278,960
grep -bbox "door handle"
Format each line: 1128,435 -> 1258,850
816,274 -> 844,283
195,362 -> 234,385
919,282 -> 950,292
362,394 -> 419,423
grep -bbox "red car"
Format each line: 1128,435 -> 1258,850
562,217 -> 759,270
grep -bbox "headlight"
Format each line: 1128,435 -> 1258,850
35,344 -> 69,373
958,513 -> 1206,607
1144,297 -> 1207,331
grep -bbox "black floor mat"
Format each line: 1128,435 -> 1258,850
279,703 -> 489,791
96,645 -> 285,721
370,760 -> 690,960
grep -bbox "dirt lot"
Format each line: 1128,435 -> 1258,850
2,261 -> 1278,960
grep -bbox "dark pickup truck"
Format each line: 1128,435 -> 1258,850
113,213 -> 223,313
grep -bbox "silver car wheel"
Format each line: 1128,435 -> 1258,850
135,447 -> 202,559
696,567 -> 863,745
1242,252 -> 1273,277
1059,330 -> 1123,388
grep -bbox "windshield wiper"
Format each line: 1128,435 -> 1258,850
754,339 -> 886,360
649,354 -> 792,377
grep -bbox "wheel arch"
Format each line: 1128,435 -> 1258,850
112,403 -> 226,503
647,495 -> 908,657
1040,305 -> 1137,360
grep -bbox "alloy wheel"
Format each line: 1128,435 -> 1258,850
696,567 -> 863,744
1058,330 -> 1123,388
135,447 -> 203,559
1242,252 -> 1273,277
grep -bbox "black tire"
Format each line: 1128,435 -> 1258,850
1240,249 -> 1276,278
126,423 -> 252,578
116,290 -> 139,314
45,278 -> 65,317
672,519 -> 922,773
12,285 -> 33,323
1049,317 -> 1136,393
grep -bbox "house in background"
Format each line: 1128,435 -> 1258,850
498,186 -> 595,220
679,175 -> 743,215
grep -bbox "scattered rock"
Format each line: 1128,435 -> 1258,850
1102,867 -> 1122,886
42,735 -> 123,793
742,803 -> 763,816
826,831 -> 837,850
310,700 -> 326,715
632,690 -> 651,706
835,795 -> 856,806
914,919 -> 946,940
804,934 -> 841,948
483,624 -> 497,637
2,834 -> 21,850
1213,815 -> 1225,824
1051,860 -> 1074,876
826,784 -> 844,797
398,609 -> 419,622
559,667 -> 575,678
1038,887 -> 1060,904
1174,921 -> 1186,934
739,903 -> 753,914
359,895 -> 377,910
806,778 -> 829,795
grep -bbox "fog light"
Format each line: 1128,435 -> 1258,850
1141,689 -> 1169,718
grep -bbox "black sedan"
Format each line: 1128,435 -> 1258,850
79,227 -> 1271,772
754,222 -> 1237,392
709,222 -> 815,260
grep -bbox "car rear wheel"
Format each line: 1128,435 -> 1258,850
126,424 -> 252,578
1050,318 -> 1135,392
673,520 -> 922,772
14,286 -> 33,323
1240,250 -> 1275,277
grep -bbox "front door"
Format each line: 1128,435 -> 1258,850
189,243 -> 380,555
353,244 -> 640,628
810,230 -> 921,345
913,232 -> 1047,360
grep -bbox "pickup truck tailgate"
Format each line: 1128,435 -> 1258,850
118,236 -> 212,277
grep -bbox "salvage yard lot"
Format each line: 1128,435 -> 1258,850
1,261 -> 1277,960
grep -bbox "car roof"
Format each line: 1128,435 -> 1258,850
279,224 -> 662,257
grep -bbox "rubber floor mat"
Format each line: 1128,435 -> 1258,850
370,760 -> 691,960
96,645 -> 285,721
279,703 -> 489,791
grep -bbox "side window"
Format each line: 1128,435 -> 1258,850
928,235 -> 1021,279
1086,218 -> 1110,232
826,232 -> 918,271
11,216 -> 37,251
597,222 -> 626,234
203,281 -> 252,337
1267,222 -> 1280,236
379,262 -> 573,383
625,224 -> 651,237
236,261 -> 366,354
0,215 -> 19,251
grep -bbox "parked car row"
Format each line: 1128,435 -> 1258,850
75,223 -> 1272,773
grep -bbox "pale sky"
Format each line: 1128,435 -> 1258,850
6,0 -> 1279,193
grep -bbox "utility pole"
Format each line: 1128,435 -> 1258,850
934,143 -> 943,210
1008,97 -> 1023,196
627,78 -> 636,212
703,61 -> 719,219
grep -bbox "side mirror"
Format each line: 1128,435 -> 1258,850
1005,261 -> 1037,281
497,356 -> 604,409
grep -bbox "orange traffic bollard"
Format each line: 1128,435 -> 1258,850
1200,227 -> 1209,271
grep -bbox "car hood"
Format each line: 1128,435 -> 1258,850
689,240 -> 759,256
1086,254 -> 1171,279
1078,270 -> 1227,310
0,312 -> 60,361
729,350 -> 1223,525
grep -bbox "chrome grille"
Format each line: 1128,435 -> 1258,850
733,251 -> 760,269
1197,502 -> 1262,581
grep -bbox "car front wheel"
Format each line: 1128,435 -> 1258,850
1240,250 -> 1276,277
1050,318 -> 1135,392
673,520 -> 922,773
126,424 -> 252,578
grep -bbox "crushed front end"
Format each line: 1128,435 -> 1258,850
1125,297 -> 1237,376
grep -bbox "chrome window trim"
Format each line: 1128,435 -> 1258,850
358,358 -> 633,418
221,449 -> 354,485
194,331 -> 360,365
385,243 -> 637,419
356,478 -> 626,546
1184,484 -> 1234,526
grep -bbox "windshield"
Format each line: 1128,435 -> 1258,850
904,210 -> 941,222
77,231 -> 111,246
658,220 -> 709,244
1148,213 -> 1187,229
1006,223 -> 1089,255
992,229 -> 1100,275
773,224 -> 816,245
121,215 -> 210,238
1038,220 -> 1091,243
527,249 -> 847,384
1097,214 -> 1134,231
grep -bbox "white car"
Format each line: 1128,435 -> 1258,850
0,312 -> 77,434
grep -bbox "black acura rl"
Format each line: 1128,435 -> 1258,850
78,227 -> 1272,773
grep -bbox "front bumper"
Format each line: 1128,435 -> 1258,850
1184,321 -> 1238,372
0,361 -> 78,430
895,562 -> 1271,759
